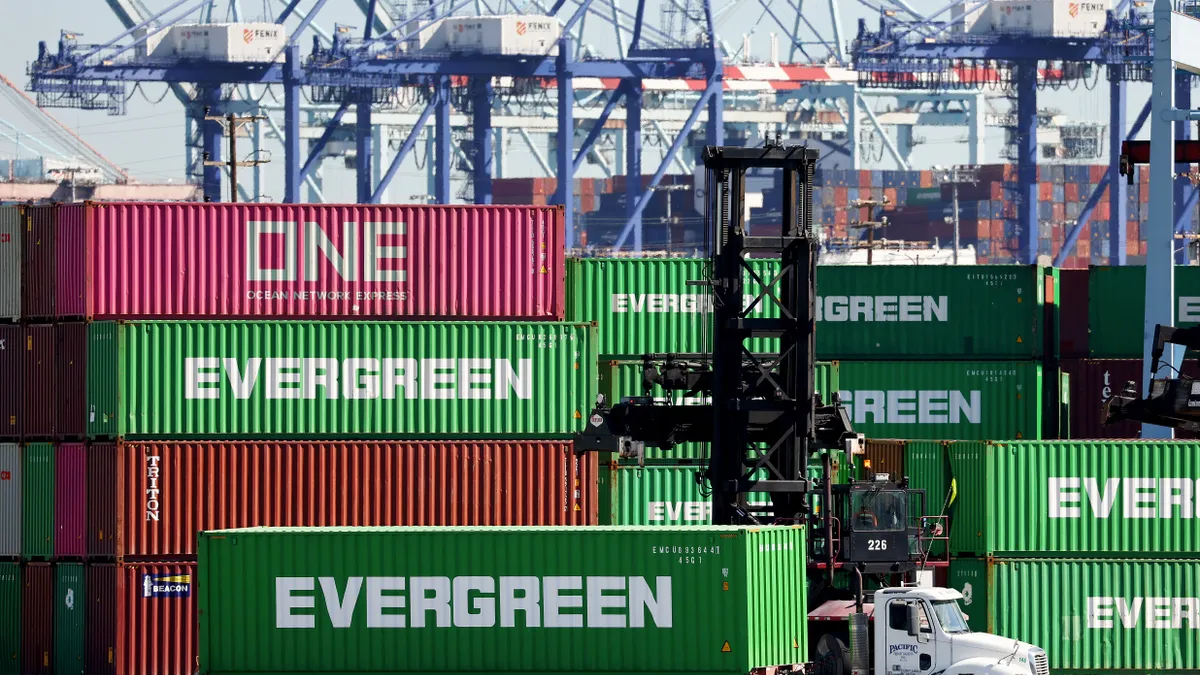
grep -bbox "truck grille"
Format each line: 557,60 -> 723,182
1032,651 -> 1049,675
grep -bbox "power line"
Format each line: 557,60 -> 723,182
202,109 -> 270,203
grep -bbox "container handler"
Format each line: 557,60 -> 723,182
1103,323 -> 1200,431
575,142 -> 1048,675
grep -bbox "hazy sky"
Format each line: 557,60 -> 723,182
0,1 -> 1160,202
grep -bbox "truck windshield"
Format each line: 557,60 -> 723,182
932,600 -> 970,633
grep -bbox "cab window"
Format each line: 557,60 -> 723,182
851,490 -> 905,532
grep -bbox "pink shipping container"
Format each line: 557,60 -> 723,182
85,563 -> 116,675
55,444 -> 86,558
55,323 -> 87,439
117,441 -> 597,559
48,202 -> 565,320
87,444 -> 117,559
22,562 -> 52,675
1061,358 -> 1200,438
116,562 -> 197,675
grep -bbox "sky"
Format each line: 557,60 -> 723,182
0,0 -> 1160,202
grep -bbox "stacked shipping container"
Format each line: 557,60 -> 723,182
0,202 -> 597,675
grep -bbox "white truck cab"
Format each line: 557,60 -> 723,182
809,587 -> 1048,675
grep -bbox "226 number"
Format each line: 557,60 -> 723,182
867,539 -> 888,551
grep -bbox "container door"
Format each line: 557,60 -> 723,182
0,444 -> 19,558
0,326 -> 23,439
53,564 -> 84,675
22,444 -> 54,560
0,562 -> 19,675
884,597 -> 935,674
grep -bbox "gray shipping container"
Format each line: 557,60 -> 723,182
0,444 -> 18,557
0,207 -> 18,321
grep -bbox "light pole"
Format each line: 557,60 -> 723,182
940,166 -> 979,265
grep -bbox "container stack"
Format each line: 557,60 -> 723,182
941,440 -> 1200,675
0,201 -> 596,675
1059,265 -> 1200,438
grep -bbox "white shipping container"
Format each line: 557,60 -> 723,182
438,15 -> 562,55
950,1 -> 992,33
132,26 -> 173,59
163,23 -> 287,62
989,0 -> 1109,37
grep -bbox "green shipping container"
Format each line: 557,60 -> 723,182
600,360 -> 839,461
567,259 -> 1052,360
946,557 -> 988,634
96,321 -> 595,439
837,361 -> 1044,441
53,564 -> 83,675
22,444 -> 53,559
904,187 -> 944,206
0,562 -> 18,675
199,525 -> 808,675
1089,265 -> 1200,357
950,440 -> 1200,557
604,457 -> 849,525
950,558 -> 1200,672
903,441 -> 952,559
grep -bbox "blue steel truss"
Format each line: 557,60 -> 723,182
850,3 -> 1168,265
26,0 -> 728,251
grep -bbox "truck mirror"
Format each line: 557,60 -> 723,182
907,604 -> 921,637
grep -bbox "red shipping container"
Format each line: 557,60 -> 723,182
24,325 -> 54,438
1065,183 -> 1080,202
1039,182 -> 1054,200
117,562 -> 197,675
919,171 -> 934,188
86,564 -> 117,675
1128,221 -> 1140,240
990,221 -> 1005,239
1141,241 -> 1148,255
55,206 -> 85,318
23,562 -> 52,675
117,441 -> 598,559
88,443 -> 117,559
833,187 -> 848,204
56,323 -> 87,439
976,220 -> 990,238
859,170 -> 873,186
1089,164 -> 1108,182
1129,240 -> 1141,256
1058,269 -> 1090,358
1095,202 -> 1110,220
24,207 -> 56,321
1061,359 -> 1200,438
56,443 -> 86,558
1051,203 -> 1065,221
0,325 -> 22,439
883,188 -> 898,205
47,203 -> 565,321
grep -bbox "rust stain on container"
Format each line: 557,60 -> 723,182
118,441 -> 597,559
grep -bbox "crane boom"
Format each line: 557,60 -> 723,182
0,72 -> 130,183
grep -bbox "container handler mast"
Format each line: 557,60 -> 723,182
1103,324 -> 1200,431
573,143 -> 1049,675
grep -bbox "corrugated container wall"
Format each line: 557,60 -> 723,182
0,444 -> 18,558
1061,358 -> 1200,438
1088,265 -> 1200,356
54,206 -> 84,319
54,445 -> 86,559
0,207 -> 20,321
962,558 -> 1200,671
861,439 -> 905,478
111,321 -> 595,439
54,563 -> 84,675
199,526 -> 808,675
86,323 -> 117,439
22,444 -> 54,560
0,326 -> 21,438
816,265 -> 1053,359
22,562 -> 51,675
837,361 -> 1044,440
59,202 -> 566,320
24,207 -> 55,321
566,260 -> 1052,359
0,562 -> 18,675
950,440 -> 1200,556
118,441 -> 597,559
85,564 -> 115,675
25,326 -> 54,438
55,324 -> 87,439
1058,268 -> 1089,357
86,444 -> 117,558
117,562 -> 197,675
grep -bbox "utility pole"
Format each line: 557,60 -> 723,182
203,108 -> 270,202
939,166 -> 979,265
849,195 -> 890,265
